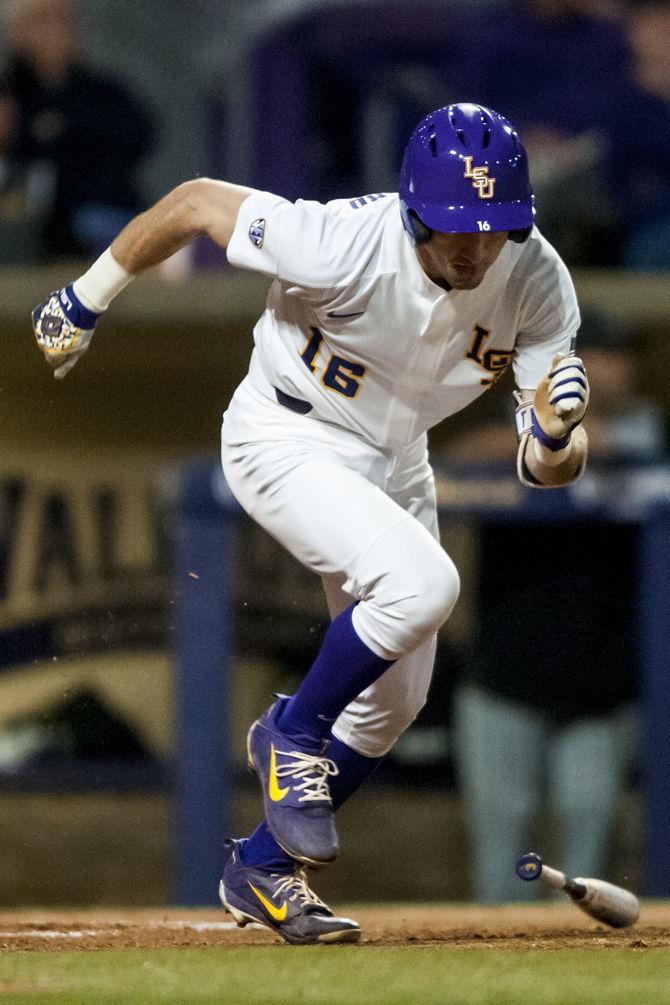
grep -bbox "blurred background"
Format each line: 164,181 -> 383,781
1,0 -> 669,907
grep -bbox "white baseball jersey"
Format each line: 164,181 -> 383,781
226,190 -> 579,453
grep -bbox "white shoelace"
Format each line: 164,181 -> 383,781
273,870 -> 329,911
274,749 -> 338,802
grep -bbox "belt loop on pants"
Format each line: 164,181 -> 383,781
274,387 -> 313,415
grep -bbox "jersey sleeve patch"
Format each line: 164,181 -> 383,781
249,218 -> 266,248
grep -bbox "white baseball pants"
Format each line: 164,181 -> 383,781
221,374 -> 460,757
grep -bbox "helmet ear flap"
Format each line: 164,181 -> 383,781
411,213 -> 433,246
509,227 -> 532,244
400,201 -> 433,246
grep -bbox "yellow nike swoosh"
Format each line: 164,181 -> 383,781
268,743 -> 290,802
249,882 -> 287,922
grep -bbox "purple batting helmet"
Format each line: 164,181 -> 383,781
399,103 -> 535,245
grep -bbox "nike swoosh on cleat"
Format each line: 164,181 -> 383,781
326,311 -> 365,319
268,743 -> 290,802
249,882 -> 287,922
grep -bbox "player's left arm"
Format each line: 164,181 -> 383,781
514,353 -> 589,488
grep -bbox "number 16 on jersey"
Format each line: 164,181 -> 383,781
300,327 -> 367,399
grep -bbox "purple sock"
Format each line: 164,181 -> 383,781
238,821 -> 295,872
239,734 -> 382,870
328,734 -> 382,809
277,603 -> 394,748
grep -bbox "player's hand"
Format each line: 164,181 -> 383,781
31,286 -> 99,380
533,353 -> 589,441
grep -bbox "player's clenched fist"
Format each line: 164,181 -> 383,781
32,286 -> 99,380
533,353 -> 589,447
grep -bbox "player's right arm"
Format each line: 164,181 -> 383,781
111,179 -> 253,272
32,179 -> 254,378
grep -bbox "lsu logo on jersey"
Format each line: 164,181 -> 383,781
249,218 -> 266,248
463,156 -> 496,200
466,324 -> 511,385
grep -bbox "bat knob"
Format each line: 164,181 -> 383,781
516,852 -> 543,881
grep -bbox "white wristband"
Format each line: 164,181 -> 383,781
73,247 -> 134,313
514,399 -> 533,439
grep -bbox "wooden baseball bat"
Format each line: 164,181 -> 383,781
516,852 -> 639,928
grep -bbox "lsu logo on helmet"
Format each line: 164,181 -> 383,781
463,156 -> 496,199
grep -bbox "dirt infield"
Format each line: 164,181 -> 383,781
0,903 -> 668,952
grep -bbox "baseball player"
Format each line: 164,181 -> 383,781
32,103 -> 589,945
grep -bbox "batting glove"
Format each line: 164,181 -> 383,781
32,285 -> 100,380
531,353 -> 589,450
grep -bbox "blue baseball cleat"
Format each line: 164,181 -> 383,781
219,839 -> 360,945
247,696 -> 339,865
516,852 -> 544,881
